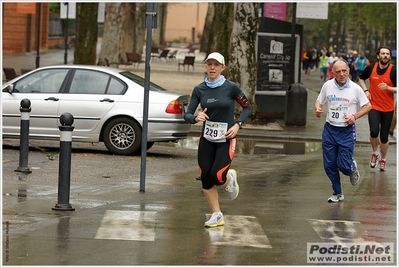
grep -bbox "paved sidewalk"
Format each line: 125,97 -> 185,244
3,46 -> 395,144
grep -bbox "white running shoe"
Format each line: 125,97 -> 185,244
204,212 -> 225,228
327,193 -> 344,203
349,160 -> 360,186
225,169 -> 239,200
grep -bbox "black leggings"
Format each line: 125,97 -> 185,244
368,109 -> 394,144
198,136 -> 236,190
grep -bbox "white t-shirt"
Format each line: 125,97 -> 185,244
327,56 -> 338,67
317,78 -> 370,127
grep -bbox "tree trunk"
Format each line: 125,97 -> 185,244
118,3 -> 135,62
132,3 -> 146,55
228,3 -> 260,123
74,3 -> 98,65
325,18 -> 332,48
98,3 -> 147,65
152,3 -> 167,47
199,3 -> 215,54
98,3 -> 122,64
120,3 -> 147,60
158,3 -> 168,47
333,5 -> 341,50
211,3 -> 234,64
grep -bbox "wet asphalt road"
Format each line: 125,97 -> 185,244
2,137 -> 396,265
2,47 -> 397,265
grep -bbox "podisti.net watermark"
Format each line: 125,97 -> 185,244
307,242 -> 394,264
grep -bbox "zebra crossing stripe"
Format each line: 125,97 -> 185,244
206,214 -> 272,248
95,210 -> 156,241
308,219 -> 365,243
94,211 -> 270,248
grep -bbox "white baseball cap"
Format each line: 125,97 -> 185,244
205,52 -> 225,65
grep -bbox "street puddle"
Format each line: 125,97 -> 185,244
157,137 -> 322,155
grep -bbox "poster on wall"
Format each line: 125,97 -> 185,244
257,33 -> 299,91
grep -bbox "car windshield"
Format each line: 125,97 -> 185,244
120,71 -> 166,92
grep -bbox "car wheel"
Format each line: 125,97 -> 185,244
146,142 -> 155,151
132,142 -> 156,155
103,117 -> 142,155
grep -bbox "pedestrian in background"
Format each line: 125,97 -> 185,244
327,51 -> 338,80
320,45 -> 330,57
354,51 -> 369,83
315,59 -> 371,203
184,52 -> 252,228
319,50 -> 329,83
301,45 -> 307,72
303,47 -> 315,79
313,45 -> 320,70
358,46 -> 397,171
351,50 -> 359,82
343,50 -> 356,81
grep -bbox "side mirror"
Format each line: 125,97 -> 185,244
8,84 -> 14,94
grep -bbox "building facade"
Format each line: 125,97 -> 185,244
164,2 -> 207,44
2,2 -> 207,54
2,3 -> 49,53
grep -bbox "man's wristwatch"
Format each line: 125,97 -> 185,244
236,121 -> 243,129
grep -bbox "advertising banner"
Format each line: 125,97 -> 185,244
263,3 -> 286,21
296,3 -> 328,20
257,33 -> 299,91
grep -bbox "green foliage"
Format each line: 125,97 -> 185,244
292,2 -> 396,54
49,3 -> 60,15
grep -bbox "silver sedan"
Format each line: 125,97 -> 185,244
2,65 -> 191,155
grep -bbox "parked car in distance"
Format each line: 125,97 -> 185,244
2,65 -> 191,155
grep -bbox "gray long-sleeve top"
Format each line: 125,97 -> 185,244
184,80 -> 252,130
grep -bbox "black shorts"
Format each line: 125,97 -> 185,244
368,109 -> 394,143
198,136 -> 236,190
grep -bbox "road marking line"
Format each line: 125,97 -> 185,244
95,210 -> 156,241
206,214 -> 272,248
308,219 -> 365,243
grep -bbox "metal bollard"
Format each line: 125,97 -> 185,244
52,112 -> 75,211
15,98 -> 32,173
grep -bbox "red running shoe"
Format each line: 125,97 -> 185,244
379,159 -> 386,172
370,153 -> 379,168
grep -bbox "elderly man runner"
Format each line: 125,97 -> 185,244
315,59 -> 372,203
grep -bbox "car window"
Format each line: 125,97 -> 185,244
107,78 -> 125,95
14,69 -> 69,93
70,70 -> 108,94
69,69 -> 124,95
120,71 -> 166,92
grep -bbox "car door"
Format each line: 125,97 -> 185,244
2,68 -> 70,138
58,69 -> 125,141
